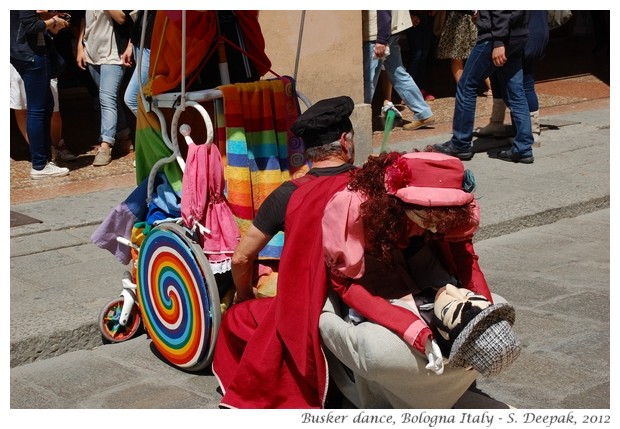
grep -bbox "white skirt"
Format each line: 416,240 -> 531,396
10,63 -> 59,112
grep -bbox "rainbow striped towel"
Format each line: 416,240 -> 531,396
218,76 -> 308,259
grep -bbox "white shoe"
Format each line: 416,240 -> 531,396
31,162 -> 70,180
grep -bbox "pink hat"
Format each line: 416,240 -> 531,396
384,152 -> 474,207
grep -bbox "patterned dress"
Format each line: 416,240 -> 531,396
436,11 -> 478,60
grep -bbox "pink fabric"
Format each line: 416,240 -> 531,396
394,186 -> 473,207
322,188 -> 367,280
181,143 -> 240,269
386,152 -> 473,207
323,189 -> 482,281
404,320 -> 433,350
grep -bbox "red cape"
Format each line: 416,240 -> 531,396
212,173 -> 350,408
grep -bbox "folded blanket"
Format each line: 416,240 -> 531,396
218,76 -> 307,259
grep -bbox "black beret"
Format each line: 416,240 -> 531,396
291,96 -> 354,148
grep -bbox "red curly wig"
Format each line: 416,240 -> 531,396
348,151 -> 474,263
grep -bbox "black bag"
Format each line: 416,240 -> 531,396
46,37 -> 66,79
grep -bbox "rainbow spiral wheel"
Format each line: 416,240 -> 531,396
136,222 -> 220,371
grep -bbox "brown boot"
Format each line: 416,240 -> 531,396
403,115 -> 435,130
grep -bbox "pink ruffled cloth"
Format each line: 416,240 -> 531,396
322,188 -> 481,280
322,188 -> 367,280
181,142 -> 240,274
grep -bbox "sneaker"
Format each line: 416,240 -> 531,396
93,146 -> 112,166
31,161 -> 70,180
432,141 -> 474,161
403,115 -> 435,131
381,101 -> 403,119
421,89 -> 436,101
497,149 -> 534,164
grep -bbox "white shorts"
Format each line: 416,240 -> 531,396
10,63 -> 59,112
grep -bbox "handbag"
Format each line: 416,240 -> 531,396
547,10 -> 572,30
46,37 -> 66,79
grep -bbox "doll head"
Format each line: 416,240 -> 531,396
431,284 -> 521,376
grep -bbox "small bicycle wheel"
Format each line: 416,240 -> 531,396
98,296 -> 143,343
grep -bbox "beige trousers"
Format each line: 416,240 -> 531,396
319,289 -> 478,409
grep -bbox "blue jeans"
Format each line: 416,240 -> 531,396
19,52 -> 54,170
363,35 -> 432,120
490,58 -> 538,112
521,60 -> 538,112
124,46 -> 150,116
452,39 -> 533,155
88,63 -> 130,145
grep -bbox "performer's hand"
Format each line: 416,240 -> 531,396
425,339 -> 444,375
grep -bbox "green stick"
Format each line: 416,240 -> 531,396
381,109 -> 395,153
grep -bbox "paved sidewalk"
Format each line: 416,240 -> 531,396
9,210 -> 610,409
9,105 -> 610,410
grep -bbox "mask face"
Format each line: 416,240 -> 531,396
405,208 -> 438,233
433,284 -> 490,341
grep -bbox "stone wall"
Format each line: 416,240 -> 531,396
259,10 -> 372,164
